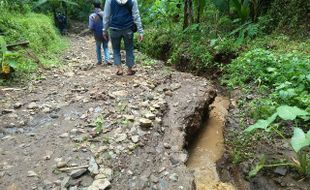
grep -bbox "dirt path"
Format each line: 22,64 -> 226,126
0,34 -> 218,190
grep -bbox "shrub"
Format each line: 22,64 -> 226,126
223,48 -> 310,114
0,7 -> 67,74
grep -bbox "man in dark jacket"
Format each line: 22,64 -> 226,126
89,1 -> 111,65
102,0 -> 144,75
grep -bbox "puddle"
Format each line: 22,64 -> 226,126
187,96 -> 236,190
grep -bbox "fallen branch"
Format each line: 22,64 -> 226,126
57,165 -> 89,172
7,41 -> 30,49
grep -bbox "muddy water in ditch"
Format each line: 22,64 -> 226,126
187,96 -> 235,190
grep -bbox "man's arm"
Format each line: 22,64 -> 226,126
102,0 -> 112,34
88,15 -> 94,31
132,0 -> 144,35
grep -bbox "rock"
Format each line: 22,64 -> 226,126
274,167 -> 287,176
59,133 -> 69,138
150,175 -> 159,183
145,113 -> 156,120
115,134 -> 127,142
27,102 -> 39,109
124,115 -> 135,121
13,102 -> 22,109
87,179 -> 111,190
6,184 -> 18,190
139,118 -> 153,128
61,177 -> 71,189
170,83 -> 181,91
163,143 -> 171,149
131,135 -> 139,143
97,168 -> 113,181
88,156 -> 99,175
2,109 -> 14,114
27,171 -> 38,177
56,161 -> 67,168
169,173 -> 178,182
70,168 -> 87,179
69,186 -> 78,190
170,153 -> 188,165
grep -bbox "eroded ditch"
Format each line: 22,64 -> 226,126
187,96 -> 236,190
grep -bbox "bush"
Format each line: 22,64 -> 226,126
267,0 -> 310,37
0,6 -> 67,74
223,48 -> 310,116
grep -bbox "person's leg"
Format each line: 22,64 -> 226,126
95,40 -> 102,64
123,29 -> 135,71
102,40 -> 111,64
110,29 -> 123,74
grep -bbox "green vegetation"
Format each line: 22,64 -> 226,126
0,0 -> 67,81
139,0 -> 310,183
1,0 -> 309,185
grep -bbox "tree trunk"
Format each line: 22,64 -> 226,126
196,0 -> 201,23
183,0 -> 193,30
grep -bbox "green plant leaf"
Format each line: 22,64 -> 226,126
277,105 -> 309,120
291,128 -> 310,152
7,60 -> 17,68
245,113 -> 277,132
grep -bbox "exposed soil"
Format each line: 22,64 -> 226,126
217,92 -> 310,190
187,96 -> 235,190
0,33 -> 224,190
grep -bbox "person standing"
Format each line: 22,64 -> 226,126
89,1 -> 111,65
102,0 -> 144,75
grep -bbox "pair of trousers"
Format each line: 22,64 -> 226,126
110,28 -> 134,68
96,40 -> 110,64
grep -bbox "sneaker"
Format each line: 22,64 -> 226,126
106,61 -> 113,66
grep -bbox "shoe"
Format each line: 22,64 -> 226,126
106,61 -> 113,66
97,61 -> 102,65
127,69 -> 136,76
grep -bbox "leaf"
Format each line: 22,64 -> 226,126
277,105 -> 309,120
266,67 -> 276,72
245,113 -> 277,132
7,60 -> 17,68
291,128 -> 310,152
0,36 -> 7,52
33,0 -> 48,9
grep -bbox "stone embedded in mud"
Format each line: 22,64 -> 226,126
56,161 -> 67,168
97,168 -> 113,181
61,176 -> 71,189
169,173 -> 178,182
131,135 -> 139,143
124,115 -> 135,121
69,186 -> 78,190
87,179 -> 111,190
115,134 -> 127,142
139,118 -> 153,128
13,102 -> 22,109
27,102 -> 39,109
145,113 -> 156,120
27,171 -> 38,177
70,168 -> 88,179
170,83 -> 181,91
88,156 -> 99,175
170,153 -> 188,165
6,184 -> 18,190
274,167 -> 287,176
59,133 -> 69,138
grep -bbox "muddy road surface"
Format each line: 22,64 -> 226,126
0,33 -> 232,190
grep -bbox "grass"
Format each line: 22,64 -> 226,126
0,8 -> 68,80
